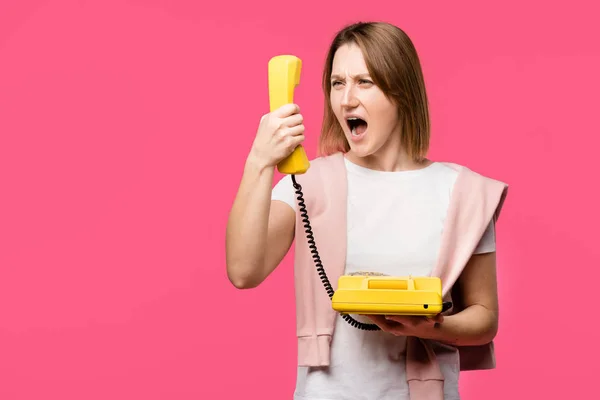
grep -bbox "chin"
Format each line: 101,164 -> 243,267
347,140 -> 376,158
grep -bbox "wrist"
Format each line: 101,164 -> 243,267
245,150 -> 274,176
425,315 -> 458,344
427,321 -> 450,343
425,311 -> 496,346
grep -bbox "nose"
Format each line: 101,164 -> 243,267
341,84 -> 359,109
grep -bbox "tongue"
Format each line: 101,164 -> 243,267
355,121 -> 367,135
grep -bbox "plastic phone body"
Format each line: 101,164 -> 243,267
267,55 -> 310,174
332,276 -> 446,316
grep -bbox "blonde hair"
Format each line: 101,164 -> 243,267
318,22 -> 431,162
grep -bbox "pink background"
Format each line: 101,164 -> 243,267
1,0 -> 599,398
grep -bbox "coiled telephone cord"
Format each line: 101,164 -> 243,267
291,175 -> 381,331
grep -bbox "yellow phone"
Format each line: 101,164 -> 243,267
267,55 -> 310,175
331,275 -> 450,316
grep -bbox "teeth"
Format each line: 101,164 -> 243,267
347,117 -> 358,135
346,117 -> 364,136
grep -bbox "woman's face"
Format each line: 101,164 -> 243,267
329,43 -> 402,159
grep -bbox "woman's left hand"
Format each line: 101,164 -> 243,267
364,314 -> 444,339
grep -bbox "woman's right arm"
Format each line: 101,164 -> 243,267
225,104 -> 305,289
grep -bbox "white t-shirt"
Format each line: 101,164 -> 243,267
271,156 -> 496,400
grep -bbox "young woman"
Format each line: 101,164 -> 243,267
226,21 -> 507,400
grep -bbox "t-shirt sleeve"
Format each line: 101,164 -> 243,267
271,174 -> 297,211
473,219 -> 496,254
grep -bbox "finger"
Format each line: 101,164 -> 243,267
285,124 -> 305,137
386,315 -> 415,325
291,134 -> 306,145
366,315 -> 386,323
421,315 -> 443,327
283,135 -> 305,153
274,126 -> 304,144
365,315 -> 389,327
366,315 -> 402,334
380,321 -> 406,336
281,113 -> 303,128
272,103 -> 300,118
432,314 -> 444,324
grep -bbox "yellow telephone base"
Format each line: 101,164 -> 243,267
268,55 -> 310,175
331,275 -> 445,316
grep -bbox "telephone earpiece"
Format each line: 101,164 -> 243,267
267,55 -> 310,175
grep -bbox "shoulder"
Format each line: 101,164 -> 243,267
439,161 -> 509,222
297,152 -> 345,184
439,161 -> 508,188
307,151 -> 345,170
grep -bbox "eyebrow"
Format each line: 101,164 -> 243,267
330,73 -> 371,81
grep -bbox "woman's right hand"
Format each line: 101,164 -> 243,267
248,103 -> 305,170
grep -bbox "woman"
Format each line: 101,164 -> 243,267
226,21 -> 507,400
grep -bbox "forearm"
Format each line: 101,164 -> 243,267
226,154 -> 275,287
429,304 -> 498,346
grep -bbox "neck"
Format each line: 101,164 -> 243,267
345,134 -> 431,172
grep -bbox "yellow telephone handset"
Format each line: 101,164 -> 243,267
268,55 -> 310,175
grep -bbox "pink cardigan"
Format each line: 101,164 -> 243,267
291,152 -> 508,400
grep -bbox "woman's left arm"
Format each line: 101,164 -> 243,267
370,251 -> 499,346
428,251 -> 499,346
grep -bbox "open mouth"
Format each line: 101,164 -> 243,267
346,117 -> 368,136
